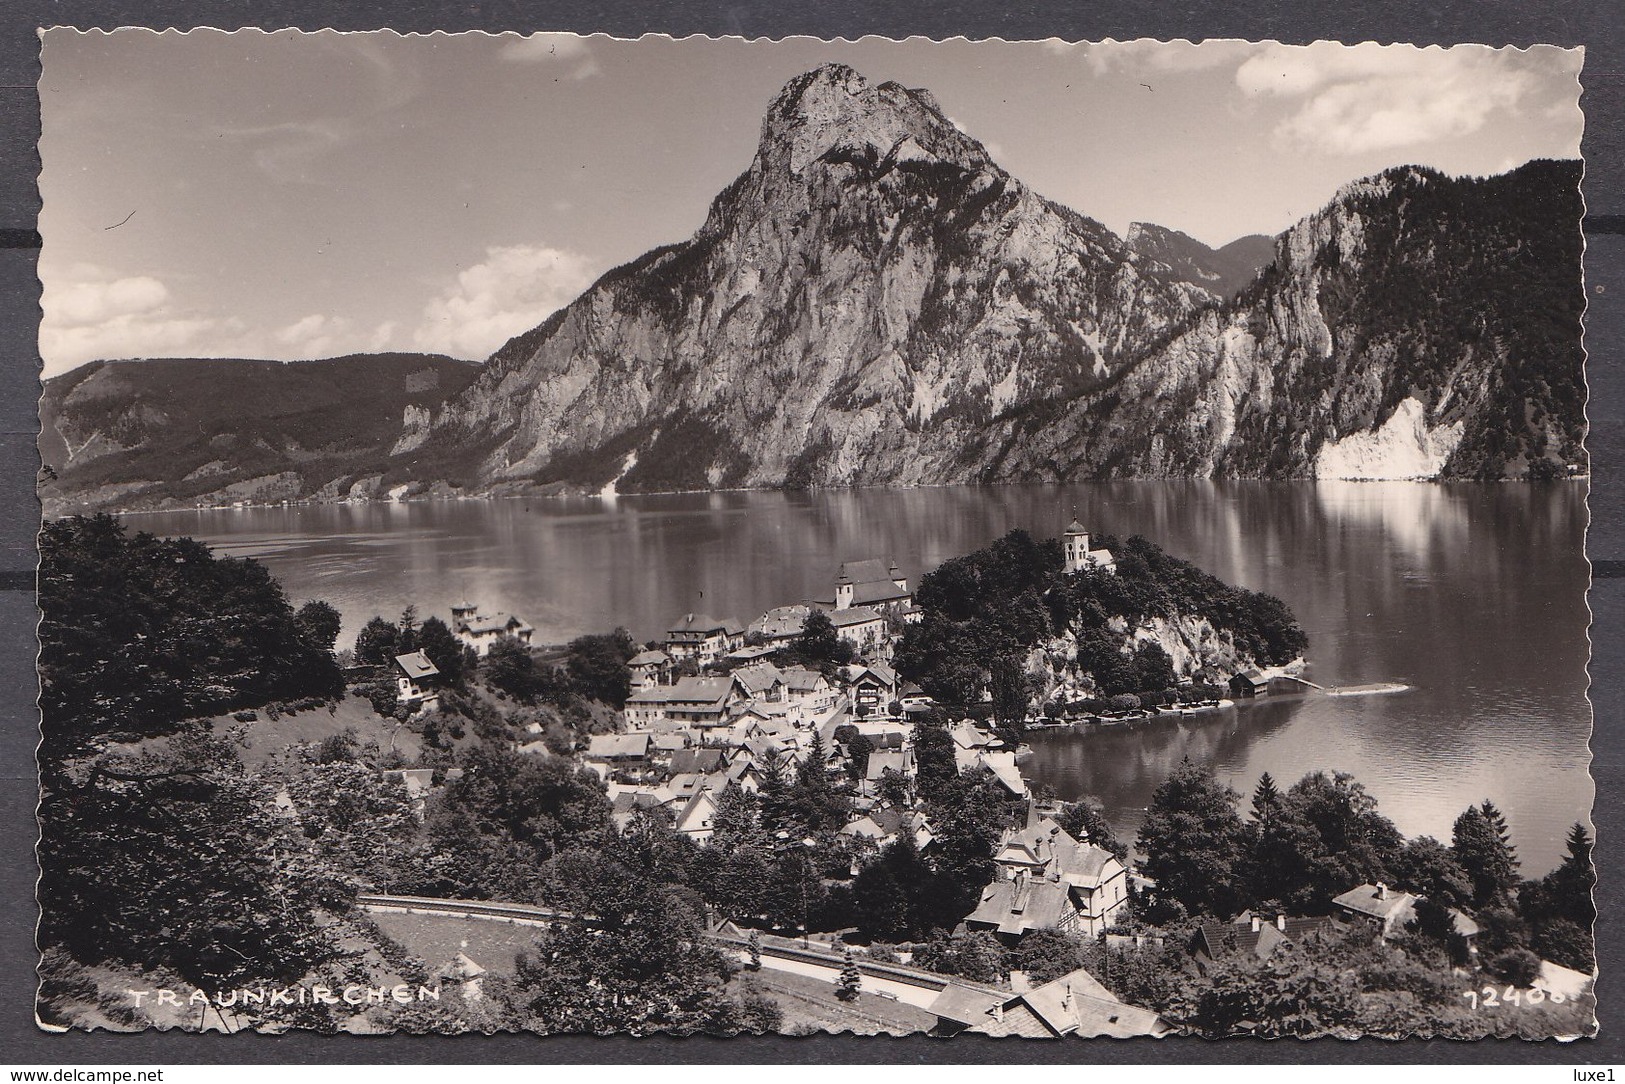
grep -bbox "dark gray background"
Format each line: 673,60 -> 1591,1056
2,0 -> 1620,1065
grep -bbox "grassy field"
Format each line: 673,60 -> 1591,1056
225,693 -> 423,766
725,967 -> 938,1035
368,908 -> 547,976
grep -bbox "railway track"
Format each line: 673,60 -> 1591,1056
357,892 -> 1001,1008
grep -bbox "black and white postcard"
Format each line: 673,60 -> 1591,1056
33,32 -> 1595,1039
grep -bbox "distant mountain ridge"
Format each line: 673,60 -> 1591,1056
38,64 -> 1587,515
40,353 -> 479,514
1124,223 -> 1276,299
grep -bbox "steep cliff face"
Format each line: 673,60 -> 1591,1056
399,63 -> 1216,493
988,161 -> 1587,482
40,66 -> 1587,515
407,69 -> 1583,491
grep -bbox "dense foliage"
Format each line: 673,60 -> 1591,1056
39,515 -> 344,756
38,727 -> 349,990
895,529 -> 1306,713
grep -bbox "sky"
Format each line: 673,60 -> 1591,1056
36,32 -> 1584,377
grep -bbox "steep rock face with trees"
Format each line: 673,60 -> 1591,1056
40,66 -> 1586,513
405,69 -> 1582,491
398,63 -> 1217,493
993,161 -> 1586,482
892,530 -> 1306,716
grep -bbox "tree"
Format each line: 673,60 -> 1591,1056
416,616 -> 466,687
836,727 -> 875,782
990,655 -> 1029,730
1136,759 -> 1251,918
1540,822 -> 1596,929
396,605 -> 420,654
911,711 -> 959,800
1251,772 -> 1404,913
913,930 -> 1008,984
1391,836 -> 1472,910
566,630 -> 637,706
792,610 -> 854,669
505,857 -> 745,1035
1523,822 -> 1596,972
1013,929 -> 1085,985
747,930 -> 762,972
1250,773 -> 1281,822
1488,948 -> 1542,988
295,600 -> 342,654
355,615 -> 401,667
483,635 -> 538,700
835,950 -> 862,1002
37,726 -> 347,989
38,515 -> 343,756
1057,798 -> 1128,861
1452,801 -> 1520,908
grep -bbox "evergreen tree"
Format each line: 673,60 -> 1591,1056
836,950 -> 862,1002
1452,801 -> 1520,908
911,710 -> 959,800
396,605 -> 421,654
1250,772 -> 1403,913
1251,773 -> 1281,821
747,930 -> 762,972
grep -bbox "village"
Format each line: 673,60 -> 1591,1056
353,521 -> 1579,1037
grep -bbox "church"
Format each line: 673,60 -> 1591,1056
1062,520 -> 1117,575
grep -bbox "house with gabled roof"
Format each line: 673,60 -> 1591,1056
450,604 -> 535,657
674,786 -> 721,843
1229,669 -> 1270,698
848,662 -> 899,719
392,650 -> 442,714
963,873 -> 1082,942
751,604 -> 813,649
665,675 -> 739,728
1332,882 -> 1419,938
664,613 -> 740,666
625,684 -> 675,730
931,967 -> 1167,1038
627,649 -> 672,690
731,662 -> 787,703
828,605 -> 889,655
1188,912 -> 1335,972
987,811 -> 1128,935
584,731 -> 651,766
667,747 -> 728,776
777,666 -> 837,720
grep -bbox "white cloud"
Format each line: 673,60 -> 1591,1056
1236,43 -> 1560,155
1075,38 -> 1261,77
40,267 -> 233,374
275,313 -> 350,359
412,244 -> 599,360
498,33 -> 601,79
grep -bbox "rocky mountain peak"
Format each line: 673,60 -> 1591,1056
755,62 -> 993,181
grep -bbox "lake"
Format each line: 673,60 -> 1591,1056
136,480 -> 1592,874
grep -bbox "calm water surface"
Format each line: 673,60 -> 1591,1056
138,481 -> 1592,873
